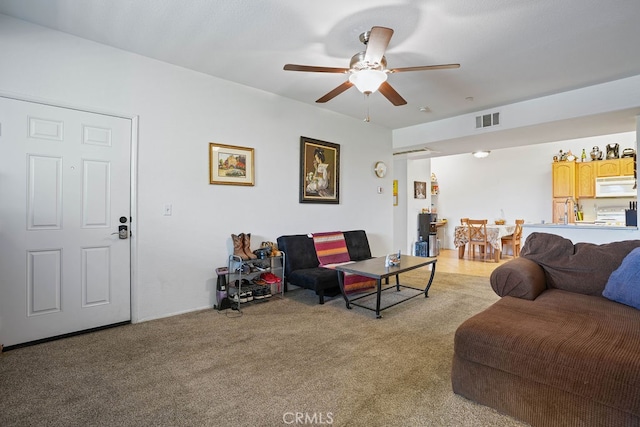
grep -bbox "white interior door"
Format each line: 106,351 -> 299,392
0,97 -> 131,348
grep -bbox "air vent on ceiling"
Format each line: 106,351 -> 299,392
393,148 -> 436,156
475,112 -> 500,129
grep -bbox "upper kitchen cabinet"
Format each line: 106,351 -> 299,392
621,157 -> 635,176
597,159 -> 621,177
552,161 -> 576,198
576,162 -> 596,198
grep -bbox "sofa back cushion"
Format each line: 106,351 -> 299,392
343,230 -> 372,261
520,232 -> 640,295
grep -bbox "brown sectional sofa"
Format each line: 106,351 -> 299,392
452,232 -> 640,426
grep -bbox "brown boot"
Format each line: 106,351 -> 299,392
232,234 -> 249,260
242,233 -> 257,259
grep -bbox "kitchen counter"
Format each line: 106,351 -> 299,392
525,223 -> 636,231
523,222 -> 640,246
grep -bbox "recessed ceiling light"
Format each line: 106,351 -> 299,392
418,106 -> 431,113
472,150 -> 490,158
466,97 -> 474,102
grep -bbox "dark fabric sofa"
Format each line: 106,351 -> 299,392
452,232 -> 640,426
276,230 -> 372,304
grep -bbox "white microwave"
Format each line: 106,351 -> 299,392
595,176 -> 637,198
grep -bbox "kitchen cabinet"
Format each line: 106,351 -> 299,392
576,162 -> 596,198
552,162 -> 578,223
551,159 -> 634,222
596,159 -> 621,177
552,198 -> 576,224
621,157 -> 635,176
593,158 -> 634,176
552,161 -> 576,198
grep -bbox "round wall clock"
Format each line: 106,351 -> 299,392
374,161 -> 387,178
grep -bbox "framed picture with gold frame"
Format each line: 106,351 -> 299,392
209,143 -> 254,186
299,136 -> 340,204
414,181 -> 427,199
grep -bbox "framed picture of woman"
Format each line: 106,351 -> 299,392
299,136 -> 340,204
414,181 -> 427,199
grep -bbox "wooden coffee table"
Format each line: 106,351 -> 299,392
334,255 -> 437,318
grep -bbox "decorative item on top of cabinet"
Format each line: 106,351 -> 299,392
556,149 -> 566,161
606,143 -> 620,159
591,146 -> 603,161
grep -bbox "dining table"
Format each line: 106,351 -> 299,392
454,224 -> 516,262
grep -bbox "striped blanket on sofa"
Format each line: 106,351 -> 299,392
312,232 -> 376,294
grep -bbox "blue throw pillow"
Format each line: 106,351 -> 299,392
603,247 -> 640,310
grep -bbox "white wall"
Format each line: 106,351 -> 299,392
405,157 -> 432,253
392,158 -> 408,253
431,131 -> 638,249
0,15 -> 394,322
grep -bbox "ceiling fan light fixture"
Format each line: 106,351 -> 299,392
472,150 -> 491,158
349,69 -> 387,94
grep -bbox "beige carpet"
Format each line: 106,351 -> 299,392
0,271 -> 528,427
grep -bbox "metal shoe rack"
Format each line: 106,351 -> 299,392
226,253 -> 285,311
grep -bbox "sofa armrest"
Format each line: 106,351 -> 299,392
490,257 -> 547,300
276,234 -> 319,277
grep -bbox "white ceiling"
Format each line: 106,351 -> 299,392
1,0 -> 640,155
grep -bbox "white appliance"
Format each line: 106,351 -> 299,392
595,176 -> 637,198
595,206 -> 627,225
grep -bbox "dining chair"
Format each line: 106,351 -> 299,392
467,219 -> 492,261
501,219 -> 524,258
457,218 -> 470,258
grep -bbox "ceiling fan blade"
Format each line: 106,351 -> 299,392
378,82 -> 407,106
388,63 -> 460,73
284,64 -> 349,73
316,81 -> 353,103
364,26 -> 393,65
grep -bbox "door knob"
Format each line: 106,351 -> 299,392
111,225 -> 128,239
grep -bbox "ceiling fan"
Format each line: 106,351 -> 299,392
283,26 -> 460,106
